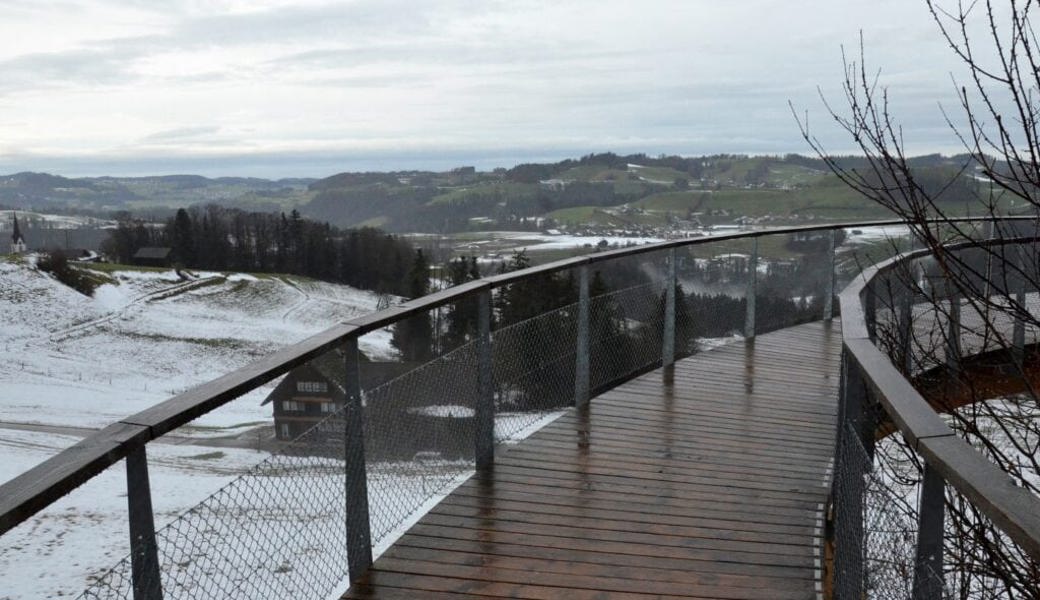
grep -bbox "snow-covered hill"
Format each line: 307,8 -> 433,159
0,258 -> 396,598
0,258 -> 392,436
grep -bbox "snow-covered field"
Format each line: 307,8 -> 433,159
0,429 -> 271,599
0,259 -> 394,598
0,260 -> 391,436
0,258 -> 576,600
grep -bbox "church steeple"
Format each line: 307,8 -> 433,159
10,212 -> 26,254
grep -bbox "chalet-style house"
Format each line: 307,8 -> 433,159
263,352 -> 476,459
264,354 -> 347,441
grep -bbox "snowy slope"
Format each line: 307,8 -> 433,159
0,260 -> 394,437
0,260 -> 399,599
0,429 -> 269,600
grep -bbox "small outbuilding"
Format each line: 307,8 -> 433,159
132,247 -> 172,267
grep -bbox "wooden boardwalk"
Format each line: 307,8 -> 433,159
344,321 -> 843,600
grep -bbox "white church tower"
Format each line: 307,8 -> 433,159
10,212 -> 27,254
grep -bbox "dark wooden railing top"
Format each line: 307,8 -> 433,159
838,236 -> 1040,562
0,216 -> 1025,537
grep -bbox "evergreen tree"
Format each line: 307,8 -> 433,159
170,208 -> 195,265
443,256 -> 481,351
391,250 -> 434,362
492,249 -> 578,410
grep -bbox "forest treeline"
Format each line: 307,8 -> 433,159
102,206 -> 416,295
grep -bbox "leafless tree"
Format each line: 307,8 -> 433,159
796,1 -> 1040,597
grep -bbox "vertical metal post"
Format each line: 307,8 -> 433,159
475,289 -> 495,470
662,248 -> 677,367
946,286 -> 962,373
574,264 -> 590,407
127,446 -> 162,600
343,337 -> 372,582
864,281 -> 877,343
832,349 -> 869,600
912,462 -> 946,600
898,272 -> 915,375
1013,250 -> 1027,368
744,237 -> 758,340
823,228 -> 837,320
915,461 -> 948,594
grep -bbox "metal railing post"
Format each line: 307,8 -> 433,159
898,274 -> 915,375
912,462 -> 946,600
946,286 -> 962,373
662,248 -> 677,367
864,280 -> 878,343
574,264 -> 590,407
475,289 -> 495,470
824,228 -> 837,320
127,447 -> 162,600
744,237 -> 758,340
1014,250 -> 1027,368
343,337 -> 372,581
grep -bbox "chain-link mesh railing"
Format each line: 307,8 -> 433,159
835,233 -> 1040,599
588,280 -> 666,391
832,419 -> 950,600
77,339 -> 487,600
80,395 -> 354,599
362,340 -> 479,544
491,300 -> 577,442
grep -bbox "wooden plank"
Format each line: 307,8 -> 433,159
344,322 -> 841,599
390,533 -> 815,580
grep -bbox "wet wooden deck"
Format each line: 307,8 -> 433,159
344,321 -> 843,600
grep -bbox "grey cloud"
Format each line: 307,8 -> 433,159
0,47 -> 140,92
169,0 -> 498,49
142,126 -> 221,142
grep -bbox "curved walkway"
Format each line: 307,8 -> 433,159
345,321 -> 843,599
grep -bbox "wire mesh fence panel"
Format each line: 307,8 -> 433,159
832,421 -> 941,600
680,240 -> 754,351
79,400 -> 354,600
588,280 -> 666,391
752,232 -> 833,334
491,302 -> 578,442
362,339 -> 478,545
836,225 -> 915,292
864,434 -> 932,600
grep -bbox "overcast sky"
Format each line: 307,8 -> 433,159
0,0 -> 984,178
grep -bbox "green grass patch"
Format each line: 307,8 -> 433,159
355,216 -> 389,228
83,262 -> 173,274
428,183 -> 537,206
547,206 -> 665,227
632,178 -> 888,221
117,330 -> 249,350
185,451 -> 226,460
547,206 -> 617,225
555,166 -> 632,182
766,163 -> 827,187
627,164 -> 689,183
78,268 -> 118,287
633,191 -> 705,212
